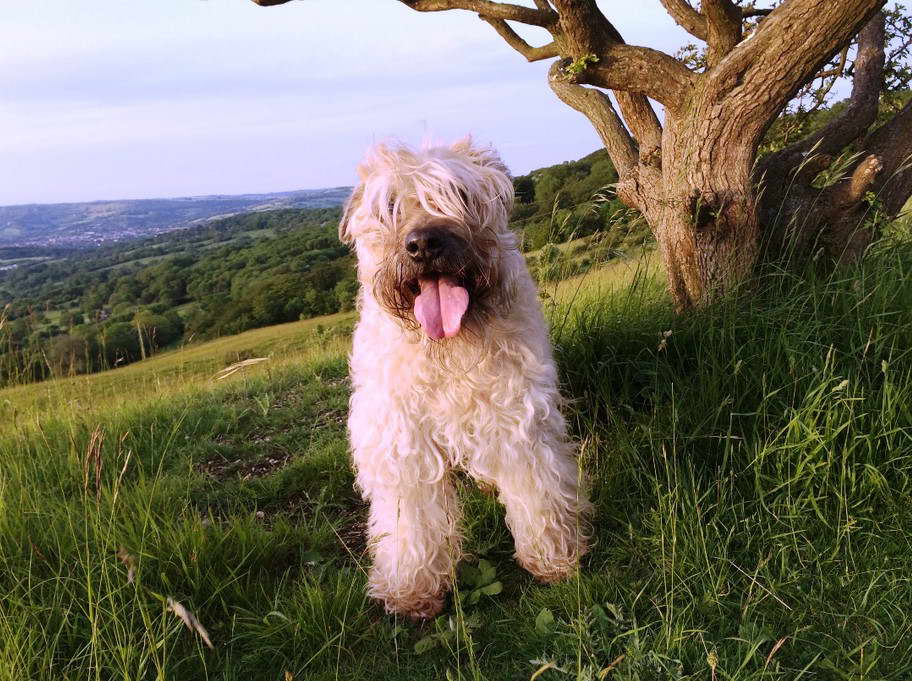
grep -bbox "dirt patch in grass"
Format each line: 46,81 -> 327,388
335,504 -> 369,562
197,449 -> 294,481
312,406 -> 346,429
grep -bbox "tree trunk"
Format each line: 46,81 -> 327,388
638,111 -> 761,311
649,191 -> 760,313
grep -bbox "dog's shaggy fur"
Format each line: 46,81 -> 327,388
342,138 -> 591,618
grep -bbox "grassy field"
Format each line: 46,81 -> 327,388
1,311 -> 355,421
2,242 -> 912,680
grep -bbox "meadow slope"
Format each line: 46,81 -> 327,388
2,245 -> 912,680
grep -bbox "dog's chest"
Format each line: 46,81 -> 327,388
351,308 -> 556,442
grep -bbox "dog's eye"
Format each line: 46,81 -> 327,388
387,196 -> 397,214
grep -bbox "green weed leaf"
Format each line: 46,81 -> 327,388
414,636 -> 437,654
480,581 -> 502,596
535,608 -> 556,635
477,559 -> 496,585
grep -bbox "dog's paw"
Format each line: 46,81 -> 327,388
406,597 -> 445,622
519,557 -> 578,584
516,537 -> 588,584
382,594 -> 445,621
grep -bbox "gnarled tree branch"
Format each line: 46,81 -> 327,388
823,154 -> 884,216
614,93 -> 663,164
708,0 -> 885,144
704,0 -> 743,66
707,0 -> 884,117
763,12 -> 886,175
479,17 -> 559,61
741,6 -> 773,18
538,0 -> 695,113
863,96 -> 912,217
578,46 -> 695,110
398,0 -> 556,27
659,0 -> 708,41
816,154 -> 885,262
548,61 -> 638,180
806,98 -> 912,262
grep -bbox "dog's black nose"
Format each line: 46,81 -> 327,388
404,227 -> 449,262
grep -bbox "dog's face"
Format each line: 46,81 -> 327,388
340,139 -> 516,340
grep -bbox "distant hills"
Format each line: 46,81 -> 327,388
0,147 -> 649,387
0,187 -> 352,249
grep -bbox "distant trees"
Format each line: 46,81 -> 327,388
334,279 -> 359,312
133,309 -> 184,350
510,149 -> 634,250
0,151 -> 656,391
0,207 -> 356,386
100,323 -> 139,366
46,333 -> 93,376
1,148 -> 677,388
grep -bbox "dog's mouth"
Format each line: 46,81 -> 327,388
377,244 -> 497,342
409,272 -> 469,340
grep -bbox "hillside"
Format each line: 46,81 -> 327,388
2,94 -> 901,393
2,236 -> 912,679
0,187 -> 351,248
2,249 -> 659,419
1,148 -> 644,389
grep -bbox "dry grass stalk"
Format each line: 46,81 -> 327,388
214,357 -> 269,380
116,547 -> 136,585
83,425 -> 105,501
166,597 -> 214,649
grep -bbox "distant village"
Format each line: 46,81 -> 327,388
0,186 -> 352,251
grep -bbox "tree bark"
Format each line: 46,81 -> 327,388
650,114 -> 760,309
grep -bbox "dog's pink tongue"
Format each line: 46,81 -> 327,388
414,275 -> 469,340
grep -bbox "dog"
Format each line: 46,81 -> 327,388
341,138 -> 591,619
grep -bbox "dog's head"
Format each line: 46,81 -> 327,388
340,138 -> 516,340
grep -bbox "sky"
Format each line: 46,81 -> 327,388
0,1 -> 691,206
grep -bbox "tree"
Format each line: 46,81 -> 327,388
513,174 -> 536,203
46,334 -> 94,377
534,166 -> 572,208
100,322 -> 140,366
132,309 -> 183,351
251,0 -> 912,311
334,279 -> 359,312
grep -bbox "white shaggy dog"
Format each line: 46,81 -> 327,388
342,138 -> 591,619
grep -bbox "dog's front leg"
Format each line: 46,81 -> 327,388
351,425 -> 461,619
494,431 -> 590,582
466,409 -> 591,583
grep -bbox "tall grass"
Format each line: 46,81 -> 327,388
1,240 -> 912,679
0,312 -> 354,424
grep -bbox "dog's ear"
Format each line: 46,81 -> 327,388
339,184 -> 363,246
451,136 -> 510,176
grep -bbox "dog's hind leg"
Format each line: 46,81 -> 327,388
353,441 -> 461,619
